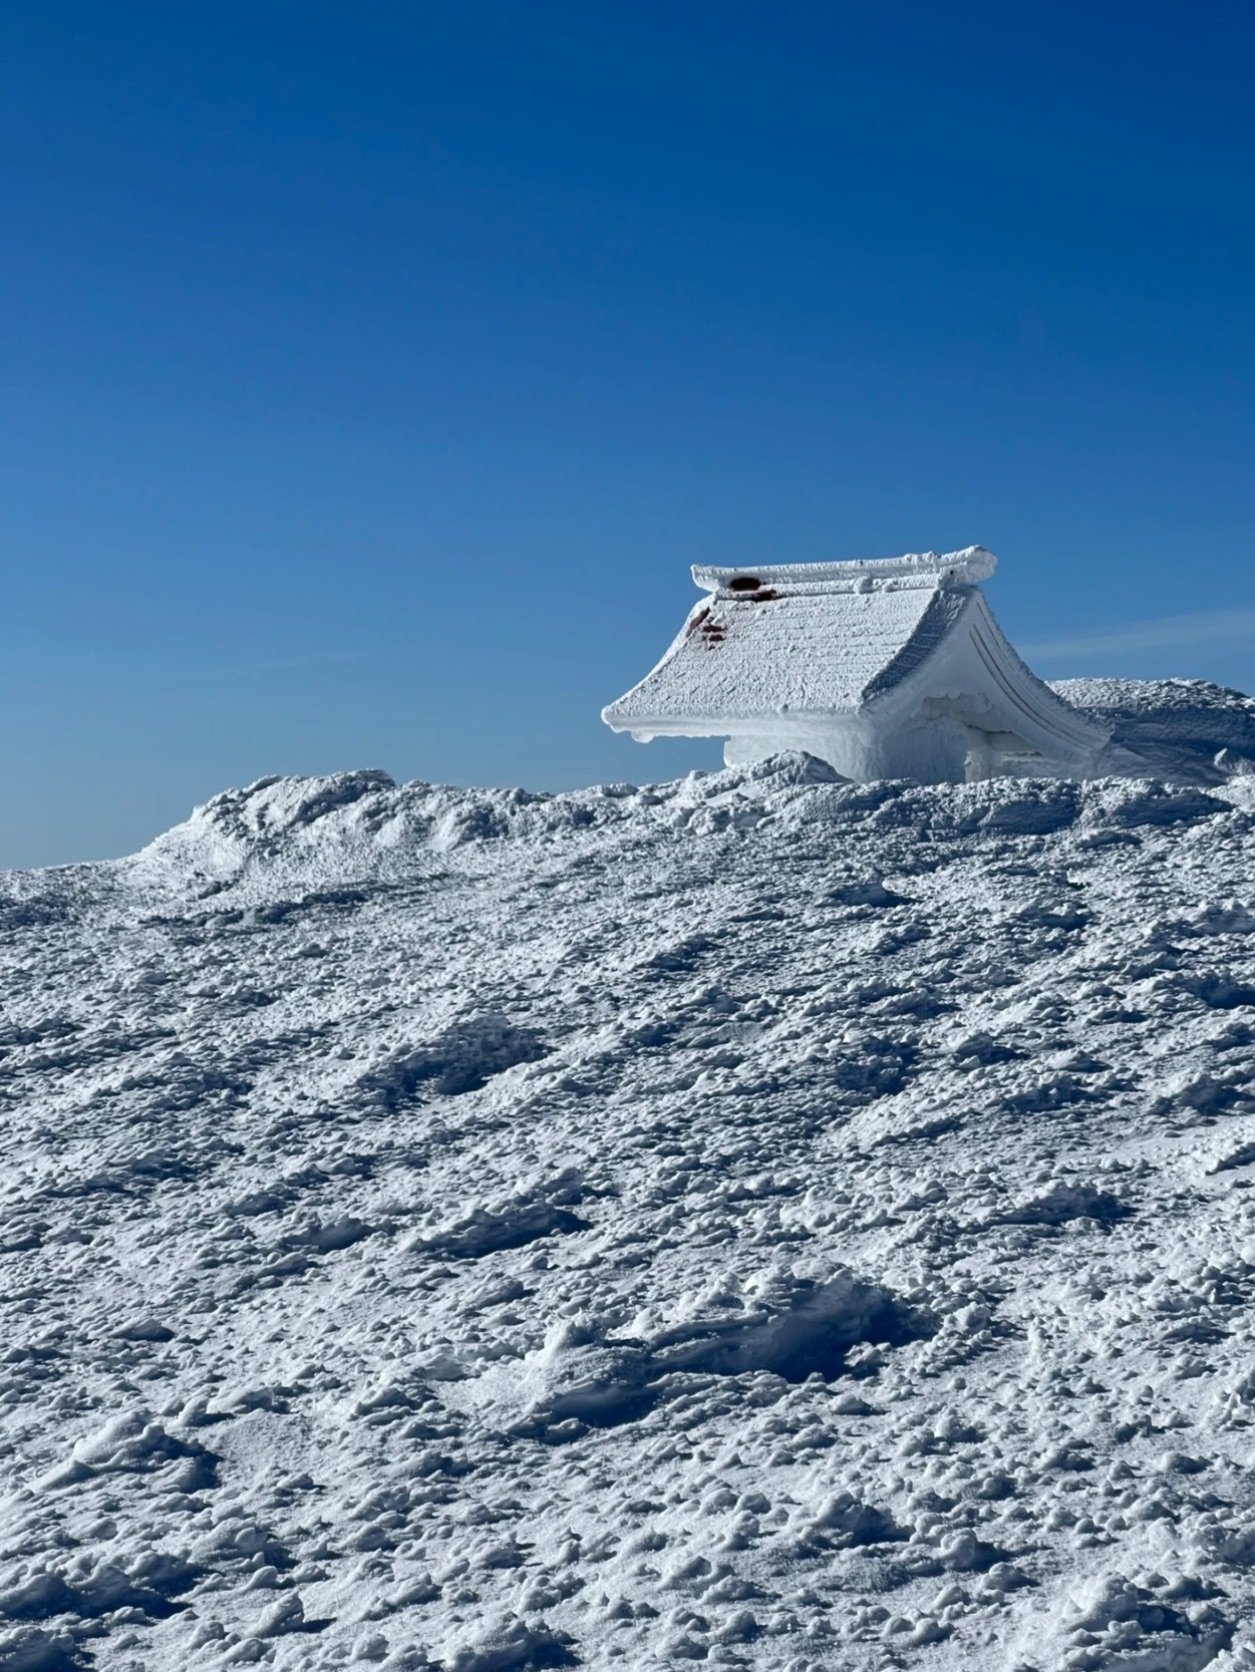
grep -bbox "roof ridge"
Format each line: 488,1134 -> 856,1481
692,547 -> 996,594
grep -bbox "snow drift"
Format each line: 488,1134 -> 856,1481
6,717 -> 1255,1668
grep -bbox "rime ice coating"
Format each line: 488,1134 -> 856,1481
603,546 -> 1110,783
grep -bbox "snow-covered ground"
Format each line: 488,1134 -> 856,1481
8,721 -> 1255,1667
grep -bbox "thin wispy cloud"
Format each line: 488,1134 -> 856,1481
1022,608 -> 1255,663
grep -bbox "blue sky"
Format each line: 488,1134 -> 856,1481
4,2 -> 1255,865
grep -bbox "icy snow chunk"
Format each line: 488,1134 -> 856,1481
459,1266 -> 934,1437
826,878 -> 910,908
253,1592 -> 305,1637
0,1552 -> 201,1623
1179,971 -> 1255,1011
112,1318 -> 175,1343
41,1412 -> 214,1490
281,1215 -> 374,1254
410,1170 -> 588,1259
1208,1140 -> 1255,1175
430,800 -> 514,851
740,751 -> 848,787
951,1031 -> 1022,1067
1153,1067 -> 1250,1114
361,1014 -> 548,1107
1194,1523 -> 1255,1569
807,1492 -> 908,1547
459,1317 -> 654,1434
937,1531 -> 1010,1572
1082,778 -> 1230,829
350,1631 -> 390,1661
958,780 -> 1084,835
1171,902 -> 1255,938
0,1627 -> 79,1671
437,1612 -> 577,1670
136,768 -> 400,885
649,1266 -> 935,1382
192,770 -> 396,843
1060,1570 -> 1234,1668
832,1392 -> 880,1416
998,1181 -> 1131,1226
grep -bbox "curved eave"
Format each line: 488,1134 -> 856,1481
601,598 -> 718,735
957,594 -> 1111,756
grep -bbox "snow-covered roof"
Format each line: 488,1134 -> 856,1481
603,547 -> 1112,778
604,550 -> 995,732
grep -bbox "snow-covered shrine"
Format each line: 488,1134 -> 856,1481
602,547 -> 1111,784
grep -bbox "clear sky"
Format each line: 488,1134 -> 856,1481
4,1 -> 1255,867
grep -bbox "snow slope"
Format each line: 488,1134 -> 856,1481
6,757 -> 1255,1670
1055,679 -> 1255,785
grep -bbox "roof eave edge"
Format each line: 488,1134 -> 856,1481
601,708 -> 859,738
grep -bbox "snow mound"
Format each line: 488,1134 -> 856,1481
360,1014 -> 550,1107
0,1628 -> 79,1672
1056,677 -> 1255,784
437,1613 -> 577,1670
645,1263 -> 935,1382
125,753 -> 1240,907
451,1264 -> 931,1441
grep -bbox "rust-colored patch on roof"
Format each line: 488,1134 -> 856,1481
685,605 -> 727,646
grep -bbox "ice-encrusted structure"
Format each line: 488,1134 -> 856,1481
603,548 -> 1112,783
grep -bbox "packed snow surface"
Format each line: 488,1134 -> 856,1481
9,748 -> 1255,1669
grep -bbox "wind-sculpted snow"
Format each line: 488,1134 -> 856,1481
1055,678 -> 1255,786
8,758 -> 1255,1668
